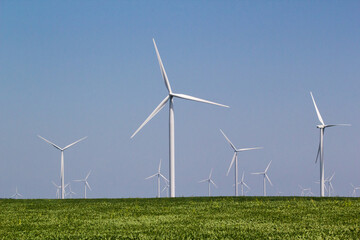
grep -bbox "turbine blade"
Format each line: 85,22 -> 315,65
326,124 -> 351,128
131,95 -> 169,138
226,152 -> 237,176
63,136 -> 87,150
52,181 -> 59,188
220,129 -> 237,151
265,174 -> 273,186
241,172 -> 245,181
73,179 -> 83,182
209,168 -> 213,179
85,170 -> 92,180
198,179 -> 208,183
310,92 -> 325,125
161,185 -> 167,193
158,159 -> 162,173
210,179 -> 217,188
265,160 -> 272,173
251,172 -> 264,175
172,93 -> 229,108
145,173 -> 158,180
243,182 -> 250,189
86,181 -> 92,191
38,135 -> 62,151
237,147 -> 263,152
159,173 -> 168,182
329,172 -> 335,181
153,39 -> 172,94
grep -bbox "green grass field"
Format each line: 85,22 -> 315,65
0,197 -> 359,239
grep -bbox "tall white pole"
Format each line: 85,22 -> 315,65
235,155 -> 238,196
84,183 -> 87,199
320,128 -> 325,197
61,151 -> 65,199
208,181 -> 211,197
157,175 -> 160,198
241,184 -> 244,196
169,97 -> 175,198
263,175 -> 266,196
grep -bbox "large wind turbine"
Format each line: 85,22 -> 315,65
38,135 -> 87,199
310,92 -> 350,197
11,187 -> 23,199
252,161 -> 273,196
146,159 -> 168,198
131,39 -> 229,197
220,129 -> 262,196
199,168 -> 217,197
73,171 -> 92,199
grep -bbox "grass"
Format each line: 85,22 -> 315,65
0,197 -> 359,239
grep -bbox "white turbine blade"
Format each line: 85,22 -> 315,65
161,185 -> 167,193
158,159 -> 162,173
241,172 -> 245,182
209,168 -> 213,179
18,193 -> 23,197
85,170 -> 92,180
11,193 -> 16,198
64,183 -> 69,189
251,172 -> 264,175
172,93 -> 229,108
226,152 -> 237,176
265,174 -> 273,186
38,135 -> 62,151
85,181 -> 92,191
326,124 -> 351,127
153,39 -> 172,94
329,172 -> 335,181
210,179 -> 217,188
265,160 -> 272,173
52,181 -> 59,188
237,147 -> 263,152
131,95 -> 170,139
243,182 -> 250,189
63,136 -> 87,150
73,179 -> 83,182
329,182 -> 334,191
145,173 -> 158,180
310,92 -> 325,125
220,129 -> 237,151
159,173 -> 168,182
198,179 -> 208,183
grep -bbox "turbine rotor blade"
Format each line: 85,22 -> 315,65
159,173 -> 168,182
237,147 -> 263,152
198,179 -> 208,183
226,152 -> 237,176
145,173 -> 158,180
265,160 -> 272,173
209,168 -> 213,179
153,39 -> 172,94
243,182 -> 250,189
85,181 -> 92,191
326,124 -> 351,128
158,159 -> 162,173
172,93 -> 229,108
38,135 -> 62,151
265,174 -> 273,186
85,170 -> 92,180
210,179 -> 217,188
131,95 -> 170,139
310,92 -> 325,125
220,129 -> 237,151
63,136 -> 87,150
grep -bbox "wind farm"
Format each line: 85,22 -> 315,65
1,1 -> 360,239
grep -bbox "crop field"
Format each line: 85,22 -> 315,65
0,197 -> 359,239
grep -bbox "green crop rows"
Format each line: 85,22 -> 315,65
0,197 -> 359,239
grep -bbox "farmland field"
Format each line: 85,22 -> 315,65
0,197 -> 359,239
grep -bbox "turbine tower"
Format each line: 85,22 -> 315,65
198,168 -> 217,197
220,129 -> 262,196
310,92 -> 350,197
131,39 -> 229,197
38,135 -> 87,199
146,159 -> 168,198
252,161 -> 273,196
74,171 -> 92,199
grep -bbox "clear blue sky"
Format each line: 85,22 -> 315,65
0,1 -> 359,198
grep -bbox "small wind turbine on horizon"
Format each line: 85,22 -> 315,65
310,92 -> 350,197
66,184 -> 76,198
199,168 -> 217,197
131,39 -> 229,198
146,159 -> 168,198
236,172 -> 250,196
38,135 -> 87,199
220,129 -> 262,197
252,161 -> 273,196
52,181 -> 69,199
325,172 -> 335,197
299,185 -> 313,196
73,171 -> 92,199
11,187 -> 23,199
350,183 -> 360,197
162,179 -> 170,197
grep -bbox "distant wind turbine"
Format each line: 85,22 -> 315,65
220,129 -> 262,196
38,135 -> 87,199
11,187 -> 23,199
237,172 -> 250,196
310,92 -> 350,197
146,159 -> 168,198
199,168 -> 217,197
162,179 -> 170,198
299,185 -> 312,196
350,183 -> 360,197
252,161 -> 273,196
52,181 -> 69,199
73,171 -> 92,199
325,172 -> 335,197
66,184 -> 76,198
131,39 -> 229,198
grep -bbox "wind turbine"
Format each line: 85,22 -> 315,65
299,185 -> 312,196
238,172 -> 250,196
252,161 -> 273,196
131,39 -> 229,198
146,159 -> 168,198
11,187 -> 23,199
198,168 -> 217,197
310,92 -> 350,197
73,171 -> 92,199
220,129 -> 262,196
325,172 -> 335,197
162,179 -> 170,197
38,135 -> 87,199
350,183 -> 360,197
66,184 -> 76,198
52,181 -> 69,199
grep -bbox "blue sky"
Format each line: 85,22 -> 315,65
0,1 -> 359,198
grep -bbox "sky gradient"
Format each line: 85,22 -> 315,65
0,1 -> 359,198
